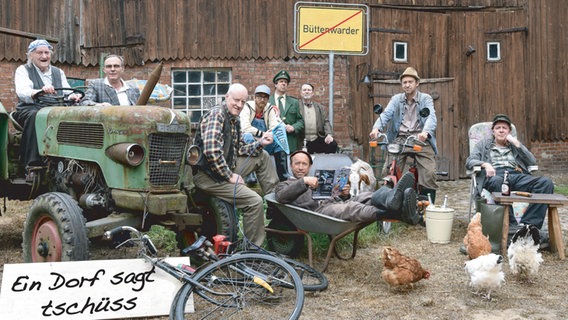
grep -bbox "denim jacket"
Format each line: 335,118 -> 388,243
372,91 -> 438,154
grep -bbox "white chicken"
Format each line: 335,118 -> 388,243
464,253 -> 505,300
349,159 -> 377,196
507,224 -> 543,282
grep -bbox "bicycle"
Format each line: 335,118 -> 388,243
104,225 -> 304,320
194,233 -> 328,292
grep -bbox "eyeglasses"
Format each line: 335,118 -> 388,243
255,95 -> 269,100
104,64 -> 122,69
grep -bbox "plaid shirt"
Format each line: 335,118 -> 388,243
199,104 -> 263,181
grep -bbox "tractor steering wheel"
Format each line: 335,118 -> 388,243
33,87 -> 85,106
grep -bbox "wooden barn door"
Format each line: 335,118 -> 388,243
372,79 -> 459,181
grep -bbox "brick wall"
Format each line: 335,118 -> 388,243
530,140 -> 568,174
1,58 -> 362,159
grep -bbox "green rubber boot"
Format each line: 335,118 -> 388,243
476,198 -> 505,254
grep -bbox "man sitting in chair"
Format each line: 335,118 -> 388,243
466,114 -> 554,235
275,150 -> 420,225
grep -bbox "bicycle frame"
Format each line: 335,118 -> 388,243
104,226 -> 241,299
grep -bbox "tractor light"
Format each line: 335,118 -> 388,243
186,145 -> 202,166
106,143 -> 145,167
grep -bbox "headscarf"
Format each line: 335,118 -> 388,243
27,39 -> 53,53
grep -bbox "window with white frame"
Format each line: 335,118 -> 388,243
486,42 -> 501,62
393,41 -> 408,62
171,69 -> 232,122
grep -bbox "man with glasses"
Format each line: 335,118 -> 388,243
193,83 -> 280,246
80,54 -> 140,106
240,84 -> 290,181
14,39 -> 82,181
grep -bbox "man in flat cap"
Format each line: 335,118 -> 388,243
466,114 -> 554,242
369,67 -> 439,202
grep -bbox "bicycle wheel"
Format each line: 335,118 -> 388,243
171,253 -> 304,320
281,257 -> 328,292
237,250 -> 328,292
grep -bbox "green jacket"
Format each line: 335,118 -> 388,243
269,94 -> 304,152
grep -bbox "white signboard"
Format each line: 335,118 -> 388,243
0,257 -> 192,319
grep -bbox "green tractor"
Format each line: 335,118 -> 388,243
0,88 -> 236,262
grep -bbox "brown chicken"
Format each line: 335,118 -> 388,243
463,212 -> 492,259
381,246 -> 430,290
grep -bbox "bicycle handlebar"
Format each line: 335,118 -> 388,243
103,225 -> 158,255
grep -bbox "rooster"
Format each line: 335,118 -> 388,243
381,246 -> 430,290
507,224 -> 543,282
463,212 -> 492,259
464,253 -> 505,300
349,159 -> 377,196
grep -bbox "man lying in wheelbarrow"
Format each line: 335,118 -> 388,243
275,150 -> 420,225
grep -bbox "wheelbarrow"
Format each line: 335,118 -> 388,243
264,193 -> 375,272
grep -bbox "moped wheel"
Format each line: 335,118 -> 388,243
171,253 -> 304,320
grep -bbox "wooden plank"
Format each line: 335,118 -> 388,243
0,26 -> 58,42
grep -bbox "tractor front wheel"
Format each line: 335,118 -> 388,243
22,192 -> 89,262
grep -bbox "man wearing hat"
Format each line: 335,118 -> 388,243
269,70 -> 304,153
240,84 -> 290,181
274,150 -> 420,225
369,67 -> 439,202
14,39 -> 81,181
466,114 -> 554,237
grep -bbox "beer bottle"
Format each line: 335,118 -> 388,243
501,170 -> 511,196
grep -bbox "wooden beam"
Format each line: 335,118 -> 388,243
369,28 -> 410,34
0,27 -> 58,42
485,26 -> 528,34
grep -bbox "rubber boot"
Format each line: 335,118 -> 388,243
420,188 -> 436,205
371,172 -> 415,211
401,188 -> 419,225
476,198 -> 505,254
273,151 -> 290,182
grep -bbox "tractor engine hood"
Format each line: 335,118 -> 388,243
35,105 -> 191,191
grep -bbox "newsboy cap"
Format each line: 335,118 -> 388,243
273,70 -> 291,84
254,84 -> 271,96
399,67 -> 420,82
492,114 -> 512,128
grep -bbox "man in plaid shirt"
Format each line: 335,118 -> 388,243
193,83 -> 279,246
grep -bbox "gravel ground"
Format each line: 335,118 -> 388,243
1,172 -> 568,319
